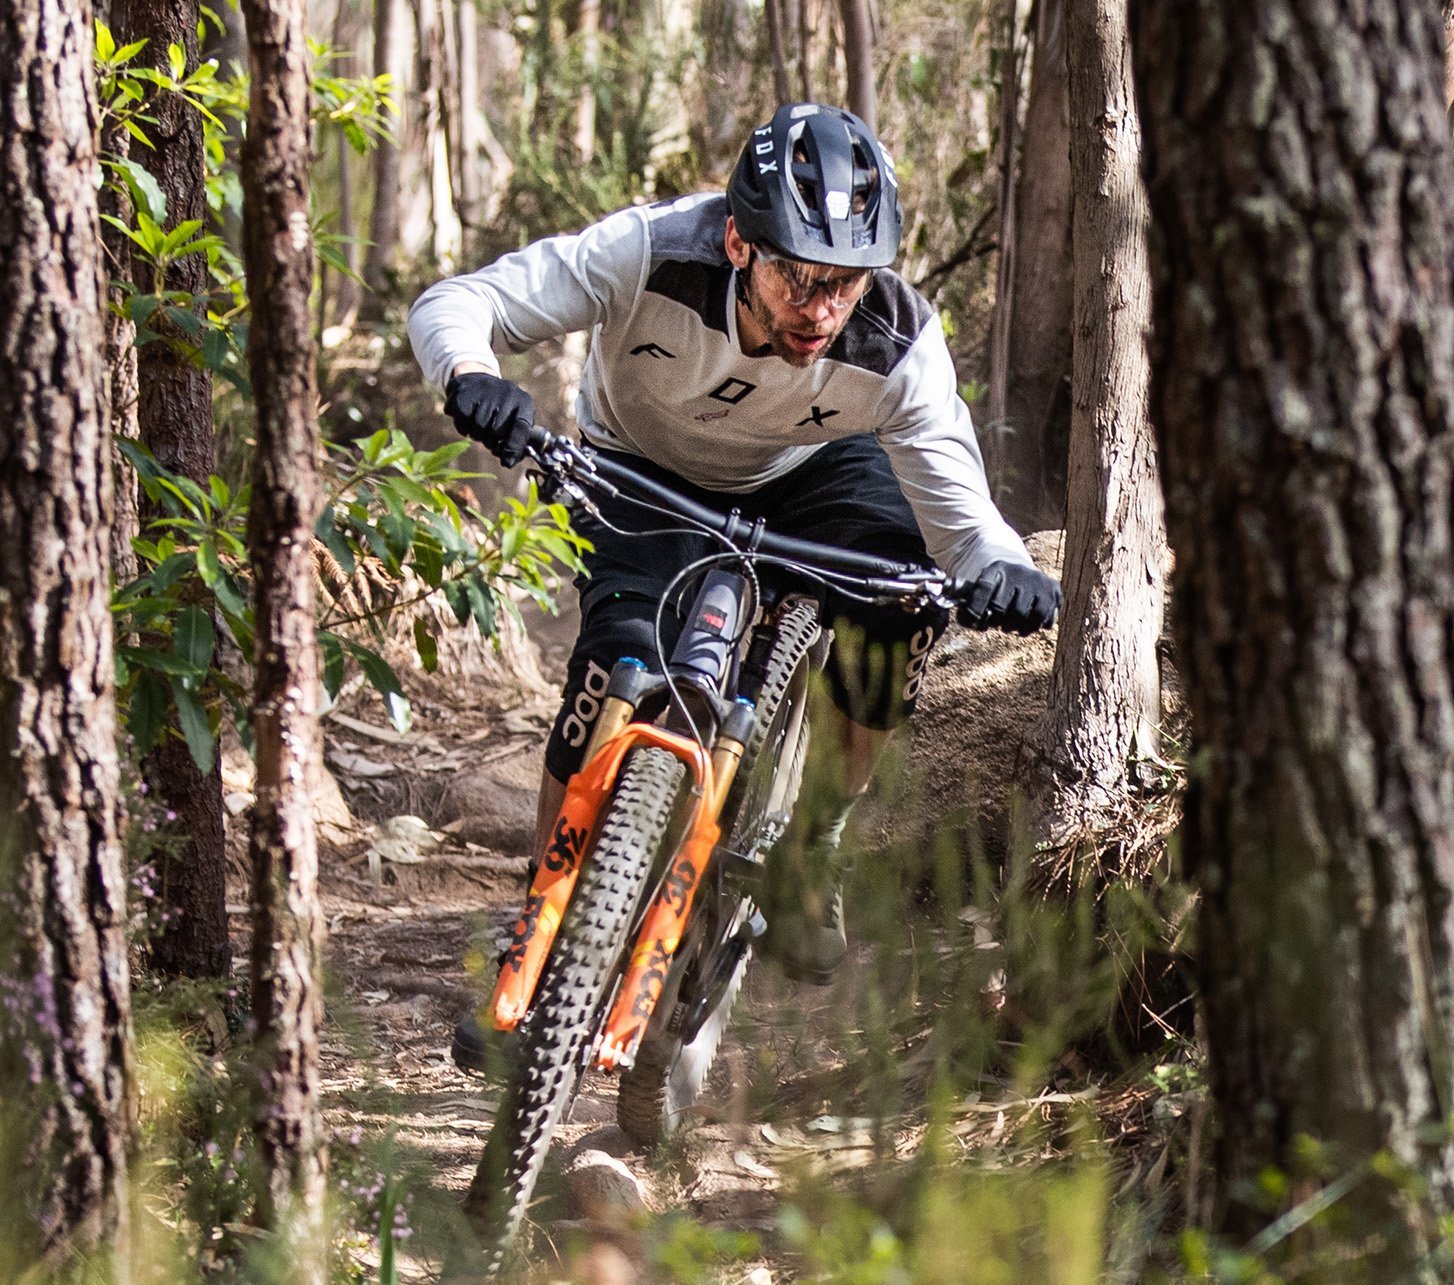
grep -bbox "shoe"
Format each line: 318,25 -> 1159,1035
451,1010 -> 491,1073
760,872 -> 846,986
451,1009 -> 519,1078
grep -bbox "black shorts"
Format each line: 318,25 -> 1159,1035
544,434 -> 949,781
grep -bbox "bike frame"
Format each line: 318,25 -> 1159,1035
486,426 -> 960,1074
491,564 -> 762,1072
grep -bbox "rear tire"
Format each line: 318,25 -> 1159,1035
461,746 -> 686,1277
616,601 -> 821,1146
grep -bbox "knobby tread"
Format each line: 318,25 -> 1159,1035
617,600 -> 822,1146
463,746 -> 686,1278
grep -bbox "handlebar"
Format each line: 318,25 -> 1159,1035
523,424 -> 969,607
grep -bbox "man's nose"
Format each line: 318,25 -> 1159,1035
795,290 -> 836,323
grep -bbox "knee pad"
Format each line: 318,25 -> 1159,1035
824,604 -> 949,731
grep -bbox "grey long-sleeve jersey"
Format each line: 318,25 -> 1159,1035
408,192 -> 1032,583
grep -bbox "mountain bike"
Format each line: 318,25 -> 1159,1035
460,425 -> 978,1277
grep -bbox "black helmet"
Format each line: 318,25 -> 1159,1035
727,103 -> 901,269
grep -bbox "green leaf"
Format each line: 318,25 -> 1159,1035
442,579 -> 470,626
359,428 -> 388,463
128,670 -> 169,754
413,619 -> 438,673
164,305 -> 205,338
419,440 -> 471,472
119,646 -> 201,678
111,157 -> 169,223
208,475 -> 231,509
345,641 -> 410,732
319,632 -> 345,699
464,575 -> 497,638
315,507 -> 357,576
95,19 -> 117,61
196,536 -> 221,587
201,324 -> 230,372
171,679 -> 216,774
212,570 -> 249,619
411,539 -> 444,587
168,40 -> 186,81
149,551 -> 194,592
385,475 -> 438,509
124,119 -> 155,150
172,605 -> 215,674
127,293 -> 162,327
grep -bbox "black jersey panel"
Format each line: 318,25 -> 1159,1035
644,260 -> 732,335
828,270 -> 935,377
647,192 -> 731,262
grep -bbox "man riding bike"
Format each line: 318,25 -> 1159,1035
408,103 -> 1061,1041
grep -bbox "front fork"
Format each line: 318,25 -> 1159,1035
488,655 -> 756,1072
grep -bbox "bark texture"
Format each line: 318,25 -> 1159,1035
1134,0 -> 1454,1267
1030,0 -> 1163,843
986,0 -> 1074,534
837,0 -> 876,131
362,0 -> 403,309
239,0 -> 328,1266
0,0 -> 134,1268
764,0 -> 794,104
115,0 -> 229,983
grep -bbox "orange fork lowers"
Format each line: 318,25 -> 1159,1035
490,725 -> 717,1032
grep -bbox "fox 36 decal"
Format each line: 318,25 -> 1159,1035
560,660 -> 612,748
901,626 -> 936,704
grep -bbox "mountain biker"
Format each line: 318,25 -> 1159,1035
409,103 -> 1061,1035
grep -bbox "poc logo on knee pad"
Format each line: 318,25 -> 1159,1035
561,660 -> 612,747
901,627 -> 936,703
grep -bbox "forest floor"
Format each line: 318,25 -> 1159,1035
259,531 -> 1189,1282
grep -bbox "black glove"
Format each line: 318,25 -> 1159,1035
958,561 -> 1063,635
444,372 -> 535,468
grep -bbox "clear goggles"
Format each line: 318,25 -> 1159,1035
753,248 -> 874,311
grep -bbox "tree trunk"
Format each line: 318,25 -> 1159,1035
362,0 -> 404,310
0,0 -> 134,1269
238,0 -> 328,1265
988,0 -> 1073,533
837,0 -> 875,130
1444,0 -> 1454,116
1133,0 -> 1454,1269
414,0 -> 460,267
114,0 -> 230,984
764,0 -> 793,104
328,0 -> 361,329
984,0 -> 1021,461
797,0 -> 814,100
1028,0 -> 1163,847
454,0 -> 485,257
99,87 -> 141,587
573,0 -> 600,161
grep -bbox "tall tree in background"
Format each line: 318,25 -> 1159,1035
98,0 -> 142,587
1028,0 -> 1163,844
0,0 -> 134,1269
837,0 -> 875,129
362,0 -> 405,308
985,0 -> 1073,533
115,0 -> 230,982
239,0 -> 328,1265
1134,0 -> 1454,1268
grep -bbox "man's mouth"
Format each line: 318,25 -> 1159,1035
783,331 -> 830,355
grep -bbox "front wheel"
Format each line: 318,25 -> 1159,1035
616,600 -> 822,1146
460,746 -> 686,1278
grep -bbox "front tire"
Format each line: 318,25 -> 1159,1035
461,746 -> 686,1278
616,601 -> 821,1146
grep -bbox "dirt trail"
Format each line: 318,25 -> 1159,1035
309,535 -> 1158,1281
